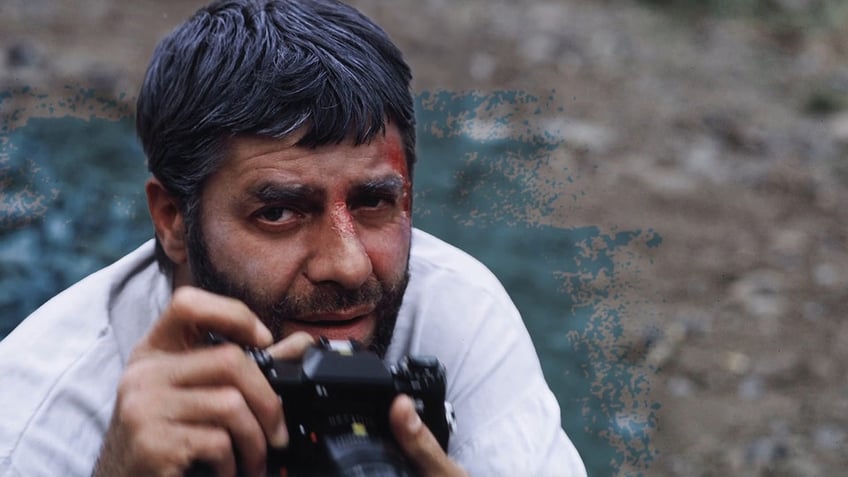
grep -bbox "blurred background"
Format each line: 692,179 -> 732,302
2,0 -> 848,475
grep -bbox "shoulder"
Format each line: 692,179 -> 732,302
405,228 -> 518,321
395,229 -> 587,475
399,227 -> 528,356
0,240 -> 165,476
408,228 -> 505,287
392,229 -> 523,361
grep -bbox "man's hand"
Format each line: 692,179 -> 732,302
390,395 -> 468,477
93,286 -> 314,477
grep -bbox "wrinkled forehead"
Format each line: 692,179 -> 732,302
218,124 -> 409,182
223,123 -> 408,172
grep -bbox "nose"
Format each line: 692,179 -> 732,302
305,205 -> 373,289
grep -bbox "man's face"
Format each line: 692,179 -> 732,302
185,125 -> 413,357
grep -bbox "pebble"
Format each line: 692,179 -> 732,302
737,375 -> 764,400
542,117 -> 617,155
675,309 -> 713,336
728,269 -> 788,319
6,42 -> 40,68
469,52 -> 497,81
683,136 -> 726,183
812,262 -> 843,289
828,111 -> 848,143
646,322 -> 687,367
668,375 -> 695,397
812,423 -> 846,451
745,436 -> 788,467
721,350 -> 752,375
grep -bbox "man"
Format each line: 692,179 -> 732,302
0,0 -> 587,475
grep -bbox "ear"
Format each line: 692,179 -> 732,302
145,177 -> 188,265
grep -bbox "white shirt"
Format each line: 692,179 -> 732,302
0,228 -> 586,476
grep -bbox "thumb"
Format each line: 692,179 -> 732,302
265,331 -> 315,360
390,395 -> 466,477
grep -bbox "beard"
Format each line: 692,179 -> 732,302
184,219 -> 409,358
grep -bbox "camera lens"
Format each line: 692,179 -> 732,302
340,462 -> 411,477
325,435 -> 413,477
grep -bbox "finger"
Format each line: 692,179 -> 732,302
390,395 -> 466,477
158,344 -> 289,448
180,424 -> 238,477
174,387 -> 268,477
132,422 -> 236,477
265,331 -> 315,360
142,287 -> 272,353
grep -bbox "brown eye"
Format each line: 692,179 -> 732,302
361,196 -> 386,208
258,207 -> 296,223
357,194 -> 396,210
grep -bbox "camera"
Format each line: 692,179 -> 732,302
253,338 -> 455,477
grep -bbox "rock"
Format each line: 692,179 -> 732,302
721,350 -> 752,375
728,269 -> 788,319
737,375 -> 764,400
542,117 -> 617,155
6,41 -> 40,68
662,454 -> 698,476
767,227 -> 808,271
519,33 -> 558,65
828,111 -> 848,143
745,436 -> 788,468
812,262 -> 844,289
674,309 -> 713,336
812,423 -> 846,451
469,52 -> 497,81
668,375 -> 695,397
682,136 -> 726,183
645,322 -> 687,368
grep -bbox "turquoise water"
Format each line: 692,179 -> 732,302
0,89 -> 660,475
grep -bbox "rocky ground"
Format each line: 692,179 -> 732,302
2,0 -> 848,475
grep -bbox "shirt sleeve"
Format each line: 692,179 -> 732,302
0,305 -> 120,477
445,294 -> 586,476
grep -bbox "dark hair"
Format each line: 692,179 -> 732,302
136,0 -> 415,272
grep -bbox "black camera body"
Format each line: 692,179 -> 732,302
255,338 -> 454,476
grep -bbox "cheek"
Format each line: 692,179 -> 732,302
365,221 -> 412,280
202,218 -> 303,292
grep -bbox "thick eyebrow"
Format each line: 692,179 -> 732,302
246,182 -> 325,209
350,176 -> 406,198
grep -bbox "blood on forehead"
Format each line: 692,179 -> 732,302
382,131 -> 407,177
385,134 -> 411,212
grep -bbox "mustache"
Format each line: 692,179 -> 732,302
269,279 -> 385,319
